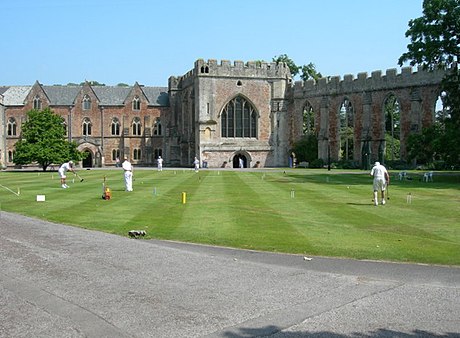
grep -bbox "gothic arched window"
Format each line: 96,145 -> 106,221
83,95 -> 91,110
132,117 -> 141,136
153,119 -> 162,136
133,148 -> 141,160
82,117 -> 92,136
339,98 -> 354,161
384,94 -> 401,162
7,118 -> 17,136
112,149 -> 120,161
33,96 -> 42,110
303,101 -> 315,135
132,96 -> 140,111
221,96 -> 257,138
111,118 -> 120,135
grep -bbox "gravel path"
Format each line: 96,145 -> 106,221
1,211 -> 459,338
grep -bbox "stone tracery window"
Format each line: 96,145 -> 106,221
33,95 -> 42,110
339,98 -> 354,161
83,95 -> 91,110
132,117 -> 141,136
132,96 -> 140,111
221,96 -> 257,138
112,149 -> 120,161
303,101 -> 315,135
7,118 -> 17,136
82,117 -> 92,136
384,94 -> 401,162
111,118 -> 120,135
153,119 -> 162,136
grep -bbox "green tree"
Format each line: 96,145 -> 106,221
406,125 -> 439,165
13,108 -> 84,171
300,62 -> 322,82
273,54 -> 323,81
291,134 -> 318,163
398,0 -> 460,166
79,80 -> 105,86
273,54 -> 300,77
384,133 -> 401,163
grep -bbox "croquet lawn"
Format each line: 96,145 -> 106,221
0,168 -> 459,266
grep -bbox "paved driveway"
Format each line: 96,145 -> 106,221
1,211 -> 459,338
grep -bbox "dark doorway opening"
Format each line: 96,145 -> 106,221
83,151 -> 92,168
233,154 -> 247,168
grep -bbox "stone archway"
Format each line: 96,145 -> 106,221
78,142 -> 101,168
232,152 -> 250,168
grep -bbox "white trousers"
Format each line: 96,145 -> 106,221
124,171 -> 133,191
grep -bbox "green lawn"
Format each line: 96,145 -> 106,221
1,168 -> 459,266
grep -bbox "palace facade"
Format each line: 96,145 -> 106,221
0,59 -> 446,169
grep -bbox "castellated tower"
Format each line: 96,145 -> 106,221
168,59 -> 292,168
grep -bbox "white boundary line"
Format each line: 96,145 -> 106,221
0,183 -> 20,196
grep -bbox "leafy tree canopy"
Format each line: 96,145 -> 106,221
399,0 -> 460,166
273,54 -> 322,81
398,0 -> 459,70
291,134 -> 318,163
79,80 -> 105,86
13,108 -> 85,171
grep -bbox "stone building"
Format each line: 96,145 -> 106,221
0,82 -> 169,168
0,59 -> 446,169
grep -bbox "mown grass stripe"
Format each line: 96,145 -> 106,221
1,169 -> 459,265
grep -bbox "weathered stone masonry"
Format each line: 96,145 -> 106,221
291,66 -> 445,166
0,59 -> 446,169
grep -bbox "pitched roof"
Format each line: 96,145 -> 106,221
42,86 -> 81,106
92,86 -> 132,106
0,86 -> 9,96
1,85 -> 169,107
1,86 -> 32,106
142,87 -> 169,106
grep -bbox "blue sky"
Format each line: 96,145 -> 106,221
2,0 -> 423,86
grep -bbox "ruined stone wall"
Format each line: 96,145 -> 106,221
292,66 -> 445,165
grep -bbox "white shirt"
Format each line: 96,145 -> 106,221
59,162 -> 72,173
122,160 -> 132,171
371,164 -> 387,180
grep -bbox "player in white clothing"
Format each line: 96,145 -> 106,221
370,161 -> 389,206
58,161 -> 75,189
122,156 -> 133,191
157,156 -> 163,171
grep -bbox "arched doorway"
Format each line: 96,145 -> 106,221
83,150 -> 93,168
232,153 -> 248,168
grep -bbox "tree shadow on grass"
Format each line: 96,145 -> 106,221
220,326 -> 460,337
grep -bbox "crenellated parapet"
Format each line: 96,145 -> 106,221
293,66 -> 447,97
170,59 -> 293,91
193,58 -> 292,80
